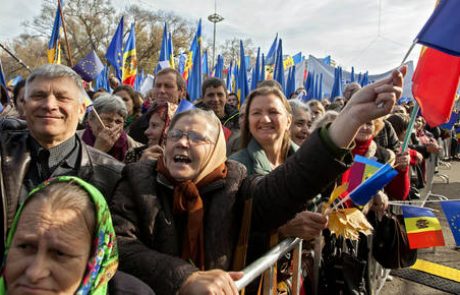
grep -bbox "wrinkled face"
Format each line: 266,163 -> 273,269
248,94 -> 291,148
203,86 -> 227,118
88,111 -> 124,136
145,113 -> 166,146
290,108 -> 311,146
153,73 -> 183,105
227,94 -> 238,108
356,122 -> 375,142
164,115 -> 216,182
5,198 -> 92,295
114,90 -> 134,116
24,77 -> 86,147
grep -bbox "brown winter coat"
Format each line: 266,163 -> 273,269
110,130 -> 351,295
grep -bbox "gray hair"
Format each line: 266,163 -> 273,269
169,108 -> 220,140
289,99 -> 309,113
90,94 -> 128,119
25,64 -> 86,102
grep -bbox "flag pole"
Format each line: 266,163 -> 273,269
399,39 -> 419,152
57,0 -> 74,67
0,42 -> 31,72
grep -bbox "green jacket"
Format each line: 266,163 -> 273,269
229,138 -> 299,175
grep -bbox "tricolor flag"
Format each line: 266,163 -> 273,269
183,19 -> 201,83
168,32 -> 175,69
48,1 -> 64,64
440,200 -> 460,247
122,23 -> 137,86
412,0 -> 460,127
186,19 -> 202,101
346,155 -> 383,192
402,206 -> 445,249
348,163 -> 398,206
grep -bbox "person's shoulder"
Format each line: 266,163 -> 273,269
84,143 -> 125,172
0,117 -> 27,132
108,271 -> 155,295
229,147 -> 250,163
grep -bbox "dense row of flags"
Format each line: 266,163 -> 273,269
2,0 -> 459,130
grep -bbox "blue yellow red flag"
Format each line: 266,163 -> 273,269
416,0 -> 460,57
168,32 -> 175,69
186,19 -> 202,100
48,1 -> 64,64
122,23 -> 137,86
403,206 -> 445,249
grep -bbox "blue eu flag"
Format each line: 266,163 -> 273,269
441,200 -> 460,246
106,17 -> 124,82
73,50 -> 104,82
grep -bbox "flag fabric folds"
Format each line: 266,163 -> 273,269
237,40 -> 250,105
105,17 -> 124,82
273,39 -> 285,95
168,32 -> 175,69
265,33 -> 278,65
214,55 -> 224,79
251,47 -> 261,90
48,1 -> 64,64
346,155 -> 383,193
73,50 -> 104,82
348,163 -> 398,206
402,206 -> 445,249
156,23 -> 170,73
440,200 -> 460,247
122,23 -> 137,86
202,50 -> 209,77
416,0 -> 460,57
186,19 -> 202,101
226,60 -> 234,92
94,65 -> 111,93
412,47 -> 460,127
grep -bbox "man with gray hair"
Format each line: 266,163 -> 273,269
0,64 -> 124,263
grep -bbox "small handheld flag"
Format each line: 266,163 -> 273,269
175,99 -> 196,115
402,206 -> 445,249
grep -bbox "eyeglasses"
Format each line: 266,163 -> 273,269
167,129 -> 214,144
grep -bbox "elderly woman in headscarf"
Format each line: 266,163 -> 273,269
110,68 -> 405,295
0,176 -> 154,295
80,94 -> 143,162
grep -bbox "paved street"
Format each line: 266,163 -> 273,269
381,160 -> 460,295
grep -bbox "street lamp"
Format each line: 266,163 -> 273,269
208,1 -> 224,70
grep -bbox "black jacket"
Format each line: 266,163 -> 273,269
0,117 -> 124,262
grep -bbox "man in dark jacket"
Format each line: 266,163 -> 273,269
0,64 -> 124,263
195,77 -> 239,131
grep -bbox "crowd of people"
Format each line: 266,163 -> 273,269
0,62 -> 457,294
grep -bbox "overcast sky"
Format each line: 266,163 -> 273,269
0,0 -> 435,73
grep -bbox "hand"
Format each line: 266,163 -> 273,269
140,145 -> 164,161
179,270 -> 243,295
395,151 -> 410,170
426,142 -> 440,154
94,124 -> 123,152
415,151 -> 424,163
328,67 -> 406,148
278,211 -> 328,241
